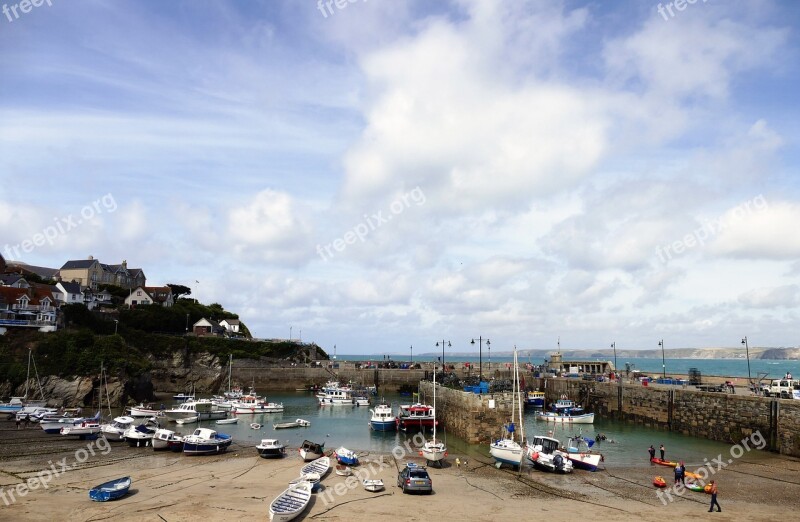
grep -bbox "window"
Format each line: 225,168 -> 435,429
137,291 -> 142,296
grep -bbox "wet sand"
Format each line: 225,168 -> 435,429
1,422 -> 799,521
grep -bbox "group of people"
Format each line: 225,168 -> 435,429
785,372 -> 793,379
648,444 -> 721,512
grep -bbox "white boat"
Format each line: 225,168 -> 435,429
353,395 -> 370,407
299,440 -> 325,461
257,439 -> 286,458
60,418 -> 102,438
164,400 -> 227,422
3,350 -> 48,413
335,464 -> 352,476
100,416 -> 135,441
526,435 -> 574,473
334,447 -> 358,466
215,417 -> 239,425
41,414 -> 84,434
123,418 -> 159,447
565,434 -> 603,472
182,428 -> 232,455
317,388 -> 357,406
369,401 -> 396,431
269,482 -> 313,522
489,347 -> 525,468
274,419 -> 311,429
128,403 -> 164,418
250,423 -> 262,430
16,406 -> 56,422
363,479 -> 384,492
288,472 -> 321,493
300,456 -> 330,477
152,429 -> 184,452
536,411 -> 595,424
175,416 -> 199,425
421,367 -> 446,466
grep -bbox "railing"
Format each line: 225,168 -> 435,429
11,304 -> 52,312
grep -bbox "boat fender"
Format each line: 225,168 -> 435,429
531,452 -> 539,460
418,451 -> 423,456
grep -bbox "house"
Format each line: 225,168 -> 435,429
219,318 -> 241,334
0,274 -> 29,288
124,286 -> 174,307
59,256 -> 146,290
0,284 -> 58,332
193,318 -> 226,336
55,281 -> 84,305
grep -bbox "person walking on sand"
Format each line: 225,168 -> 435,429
673,461 -> 683,485
678,461 -> 686,485
708,480 -> 721,512
648,445 -> 656,461
659,444 -> 665,460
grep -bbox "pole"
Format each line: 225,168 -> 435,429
290,326 -> 292,340
611,342 -> 617,375
742,337 -> 752,393
410,345 -> 413,365
659,339 -> 666,378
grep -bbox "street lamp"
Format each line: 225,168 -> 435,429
658,339 -> 666,378
185,313 -> 189,333
114,319 -> 118,335
471,337 -> 490,381
333,344 -> 336,360
742,336 -> 752,393
410,345 -> 413,365
611,342 -> 617,377
436,340 -> 450,370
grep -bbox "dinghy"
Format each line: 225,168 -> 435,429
269,481 -> 313,522
335,464 -> 352,476
215,417 -> 239,425
334,447 -> 358,466
299,440 -> 325,461
175,416 -> 199,425
89,476 -> 131,502
250,423 -> 262,430
288,472 -> 321,493
363,479 -> 384,492
301,456 -> 331,478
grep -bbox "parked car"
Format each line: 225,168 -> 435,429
397,463 -> 432,494
768,379 -> 799,398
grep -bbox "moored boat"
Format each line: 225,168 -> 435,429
89,476 -> 131,502
123,417 -> 160,447
233,394 -> 284,414
182,427 -> 232,455
128,403 -> 164,418
363,479 -> 384,492
524,391 -> 545,408
274,419 -> 311,429
420,369 -> 446,467
256,439 -> 286,458
153,428 -> 184,452
395,403 -> 435,431
41,414 -> 85,434
299,440 -> 325,461
288,472 -> 321,493
300,455 -> 330,478
564,433 -> 603,471
175,416 -> 199,425
334,447 -> 358,466
215,417 -> 239,425
536,411 -> 595,424
60,417 -> 102,439
269,482 -> 312,522
369,401 -> 396,431
164,400 -> 227,422
525,435 -> 574,474
489,348 -> 524,469
100,416 -> 135,441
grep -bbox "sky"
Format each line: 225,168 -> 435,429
1,0 -> 799,355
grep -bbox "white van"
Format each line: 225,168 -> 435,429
768,379 -> 800,398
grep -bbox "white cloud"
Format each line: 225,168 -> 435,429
738,285 -> 799,309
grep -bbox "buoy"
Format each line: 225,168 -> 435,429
531,452 -> 539,460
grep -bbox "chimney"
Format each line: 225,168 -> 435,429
122,260 -> 127,269
88,255 -> 94,260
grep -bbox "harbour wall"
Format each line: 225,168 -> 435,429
229,363 -> 432,392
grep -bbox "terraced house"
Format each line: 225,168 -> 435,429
59,256 -> 146,290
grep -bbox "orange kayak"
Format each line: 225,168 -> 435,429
653,476 -> 667,488
651,458 -> 678,467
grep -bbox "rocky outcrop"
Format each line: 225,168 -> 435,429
147,351 -> 226,395
759,348 -> 800,360
10,375 -> 130,408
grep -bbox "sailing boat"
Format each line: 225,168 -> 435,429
489,347 -> 524,468
420,365 -> 446,466
1,349 -> 48,412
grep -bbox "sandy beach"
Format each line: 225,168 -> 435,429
1,422 -> 799,521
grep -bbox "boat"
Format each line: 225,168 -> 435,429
650,457 -> 678,467
299,440 -> 325,461
334,447 -> 358,466
215,417 -> 239,425
525,435 -> 574,473
100,416 -> 136,441
489,347 -> 525,469
153,429 -> 184,452
363,479 -> 384,492
41,413 -> 86,434
233,394 -> 284,414
524,391 -> 546,408
335,464 -> 352,476
369,401 -> 396,431
686,481 -> 705,492
0,397 -> 25,414
164,400 -> 227,422
250,423 -> 262,430
123,417 -> 160,447
2,350 -> 48,413
564,433 -> 604,471
128,403 -> 165,418
395,403 -> 436,431
353,395 -> 370,407
317,388 -> 357,406
288,472 -> 321,493
550,397 -> 584,413
420,367 -> 446,467
60,415 -> 102,439
256,439 -> 286,458
172,392 -> 195,403
300,455 -> 331,478
274,419 -> 311,429
653,476 -> 667,488
269,482 -> 313,522
89,476 -> 131,502
175,416 -> 199,425
16,406 -> 57,422
182,428 -> 232,455
223,354 -> 243,400
536,411 -> 595,424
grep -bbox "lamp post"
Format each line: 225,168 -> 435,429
742,336 -> 752,393
185,313 -> 189,333
436,340 -> 450,371
611,342 -> 617,378
114,319 -> 118,335
658,339 -> 666,378
471,337 -> 490,381
410,345 -> 413,365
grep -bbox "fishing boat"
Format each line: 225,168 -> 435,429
233,394 -> 284,414
182,428 -> 232,455
335,464 -> 352,476
363,479 -> 384,492
269,482 -> 313,522
100,416 -> 135,441
334,447 -> 358,466
369,401 -> 396,431
273,419 -> 311,429
175,416 -> 199,425
301,455 -> 331,478
536,411 -> 595,424
317,388 -> 357,406
89,476 -> 131,502
420,368 -> 446,467
489,348 -> 525,469
60,415 -> 102,439
128,403 -> 164,418
172,392 -> 195,403
164,400 -> 227,422
550,397 -> 584,413
395,403 -> 435,431
524,391 -> 546,408
153,429 -> 184,452
525,435 -> 574,473
653,476 -> 667,488
565,433 -> 603,471
256,439 -> 286,458
123,417 -> 160,447
215,417 -> 239,425
299,440 -> 325,461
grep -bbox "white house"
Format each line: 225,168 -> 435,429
219,318 -> 240,334
124,286 -> 174,308
55,281 -> 84,305
193,317 -> 225,336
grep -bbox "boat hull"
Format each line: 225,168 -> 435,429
489,442 -> 523,467
89,477 -> 131,502
183,439 -> 232,455
566,452 -> 602,471
370,419 -> 396,431
536,412 -> 595,424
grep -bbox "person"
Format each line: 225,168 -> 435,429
788,372 -> 793,379
673,462 -> 682,485
648,445 -> 656,461
660,444 -> 665,460
24,414 -> 30,428
455,457 -> 461,469
708,480 -> 721,512
16,415 -> 21,430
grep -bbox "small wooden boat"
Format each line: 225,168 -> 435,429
288,472 -> 321,493
335,464 -> 352,476
362,479 -> 384,492
269,481 -> 312,522
175,416 -> 198,425
215,417 -> 239,425
301,456 -> 331,478
274,420 -> 302,429
653,476 -> 667,488
250,423 -> 262,429
89,476 -> 131,502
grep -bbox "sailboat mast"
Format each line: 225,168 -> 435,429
25,348 -> 31,399
516,348 -> 524,444
228,353 -> 232,393
432,366 -> 436,441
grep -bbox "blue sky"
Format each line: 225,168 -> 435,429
2,0 -> 799,355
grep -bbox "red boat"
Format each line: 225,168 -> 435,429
653,476 -> 667,488
651,457 -> 678,467
396,404 -> 436,431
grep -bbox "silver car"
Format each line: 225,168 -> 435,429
397,463 -> 432,494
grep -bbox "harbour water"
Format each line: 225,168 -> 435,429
149,390 -> 768,470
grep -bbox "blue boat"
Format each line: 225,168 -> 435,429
89,476 -> 131,502
524,391 -> 545,409
182,428 -> 232,455
334,447 -> 358,466
369,402 -> 396,431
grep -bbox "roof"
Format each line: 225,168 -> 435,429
0,274 -> 25,286
221,318 -> 240,325
143,286 -> 172,303
59,281 -> 82,294
0,286 -> 53,306
61,259 -> 99,270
